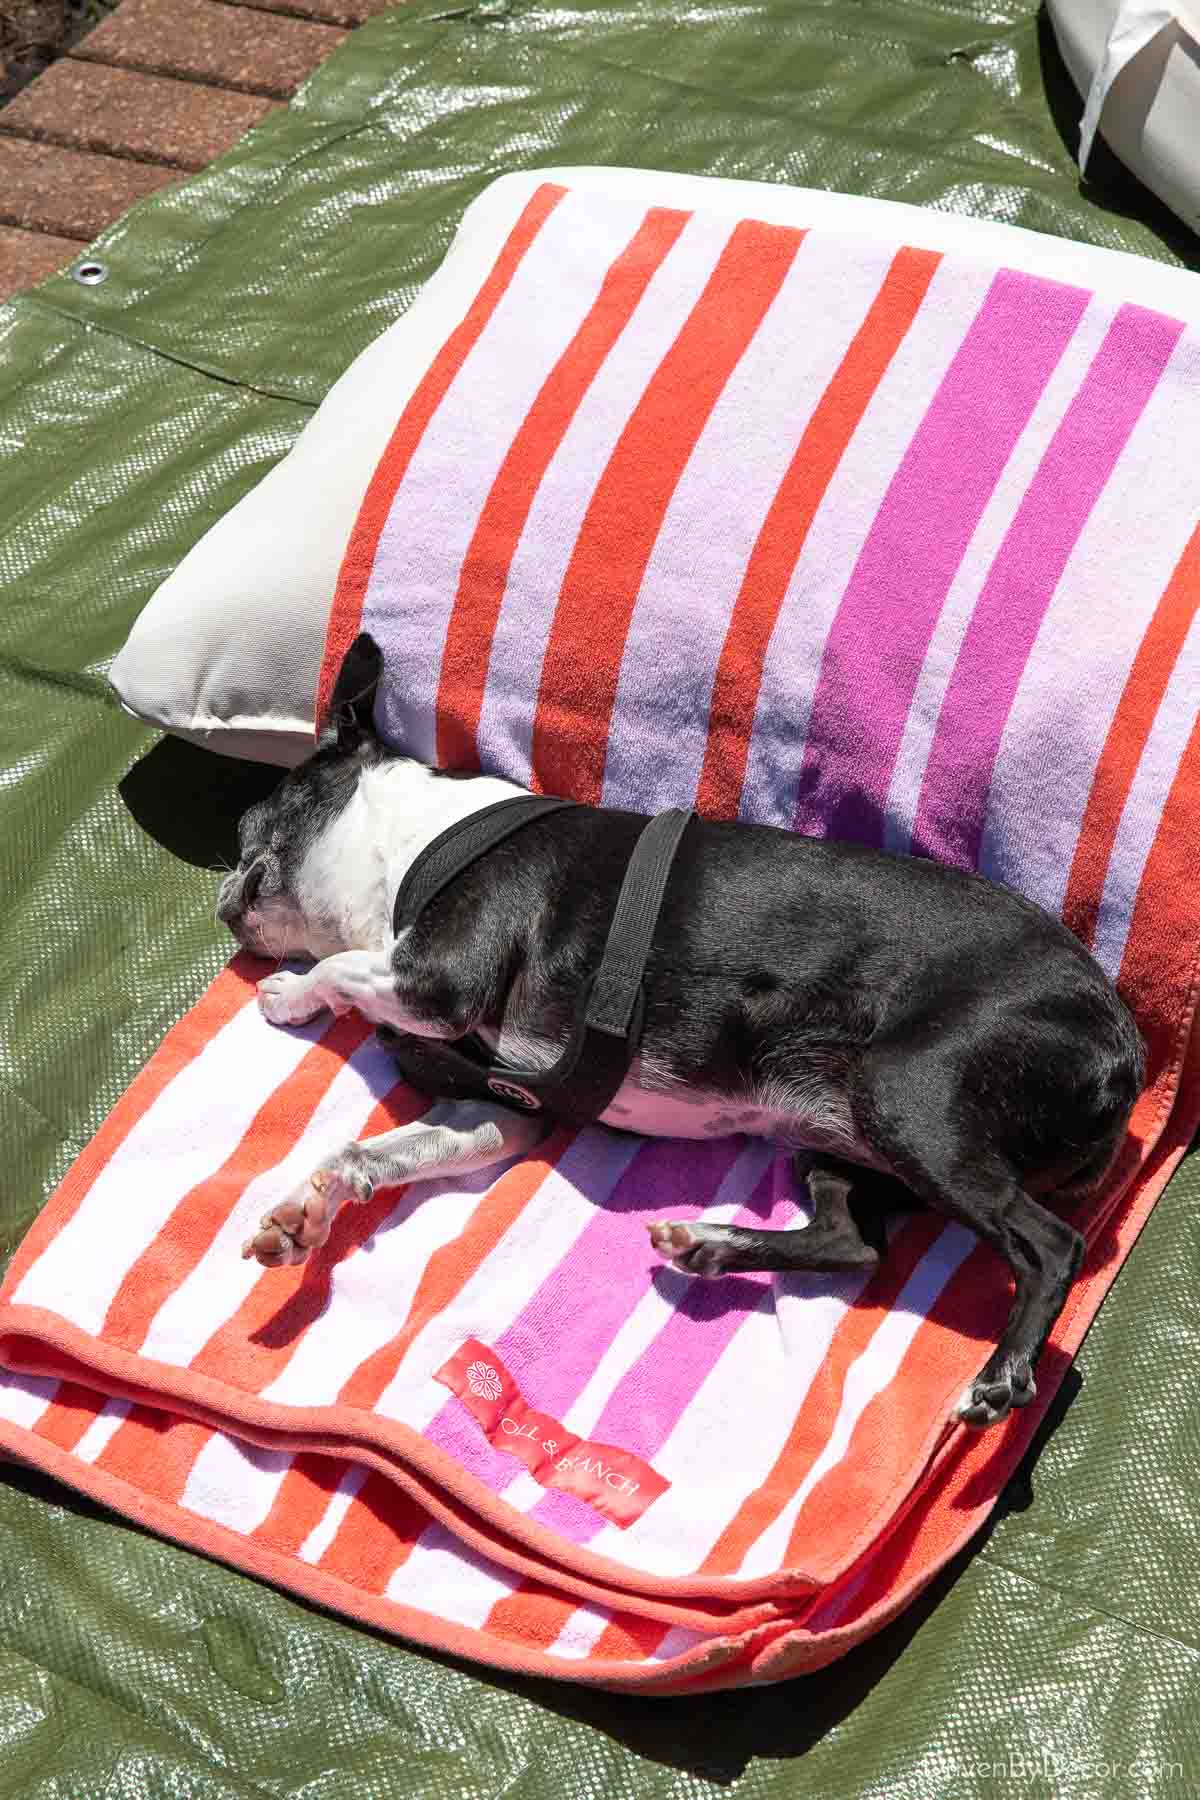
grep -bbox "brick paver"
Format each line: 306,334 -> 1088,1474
0,136 -> 179,239
0,224 -> 80,290
75,0 -> 346,100
0,59 -> 277,170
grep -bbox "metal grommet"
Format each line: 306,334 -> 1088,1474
71,260 -> 109,287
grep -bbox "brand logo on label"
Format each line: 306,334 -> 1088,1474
487,1078 -> 542,1111
434,1338 -> 670,1529
465,1360 -> 502,1401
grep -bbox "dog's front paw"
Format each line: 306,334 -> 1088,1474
954,1358 -> 1036,1428
257,971 -> 322,1026
648,1220 -> 732,1278
240,1151 -> 374,1268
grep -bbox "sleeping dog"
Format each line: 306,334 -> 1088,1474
219,635 -> 1144,1429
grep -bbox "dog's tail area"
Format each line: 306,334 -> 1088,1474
1053,990 -> 1147,1203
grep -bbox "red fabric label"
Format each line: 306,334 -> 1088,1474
434,1339 -> 670,1529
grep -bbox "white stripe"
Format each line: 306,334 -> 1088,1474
15,999 -> 323,1335
1093,603 -> 1200,977
545,1603 -> 614,1660
475,210 -> 735,785
298,1463 -> 367,1564
371,189 -> 659,766
0,1369 -> 57,1428
648,1624 -> 709,1663
74,1397 -> 131,1464
384,1525 -> 517,1626
373,1131 -> 641,1432
980,336 -> 1200,917
736,1224 -> 975,1579
179,1431 -> 293,1535
883,295 -> 1115,854
739,254 -> 997,828
139,1036 -> 399,1367
601,231 -> 900,812
804,1561 -> 874,1631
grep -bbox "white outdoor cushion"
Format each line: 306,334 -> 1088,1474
1048,0 -> 1200,238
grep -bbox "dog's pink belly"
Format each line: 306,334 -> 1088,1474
599,1084 -> 881,1163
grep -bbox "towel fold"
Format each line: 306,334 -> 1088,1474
5,180 -> 1200,1690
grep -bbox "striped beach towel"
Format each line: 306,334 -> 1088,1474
5,179 -> 1200,1691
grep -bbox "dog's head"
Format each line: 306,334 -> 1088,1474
218,633 -> 385,960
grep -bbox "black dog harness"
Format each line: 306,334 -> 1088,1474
380,797 -> 693,1127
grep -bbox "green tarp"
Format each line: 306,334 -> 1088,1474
3,3 -> 1198,1792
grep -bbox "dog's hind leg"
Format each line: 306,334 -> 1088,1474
242,1099 -> 546,1267
846,1047 -> 1086,1427
650,1156 -> 902,1278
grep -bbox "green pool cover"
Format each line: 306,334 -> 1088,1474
3,2 -> 1199,1793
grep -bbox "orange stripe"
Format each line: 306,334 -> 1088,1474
484,1582 -> 575,1650
250,1129 -> 573,1558
93,1403 -> 214,1505
699,1214 -> 945,1576
32,1380 -> 107,1454
314,1467 -> 429,1593
192,1081 -> 421,1391
529,218 -> 805,804
252,1450 -> 348,1557
315,182 -> 569,731
1118,703 -> 1200,1091
589,1609 -> 680,1665
1062,518 -> 1200,952
100,1012 -> 373,1352
695,246 -> 940,817
434,207 -> 691,770
2,959 -> 255,1297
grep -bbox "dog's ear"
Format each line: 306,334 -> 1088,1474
319,633 -> 384,755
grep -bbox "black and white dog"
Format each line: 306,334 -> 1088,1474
219,636 -> 1144,1429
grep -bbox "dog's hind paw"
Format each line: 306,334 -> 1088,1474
954,1361 -> 1036,1428
648,1220 -> 732,1278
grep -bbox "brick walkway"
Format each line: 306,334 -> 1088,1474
0,0 -> 397,301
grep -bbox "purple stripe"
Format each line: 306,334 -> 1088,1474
421,1135 -> 753,1492
527,1162 -> 796,1544
911,302 -> 1186,869
789,270 -> 1090,847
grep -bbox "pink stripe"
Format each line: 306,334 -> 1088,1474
911,302 -> 1186,868
789,269 -> 1090,847
527,1165 -> 789,1544
421,1136 -> 752,1491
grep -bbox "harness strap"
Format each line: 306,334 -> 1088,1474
393,794 -> 579,936
384,796 -> 694,1126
